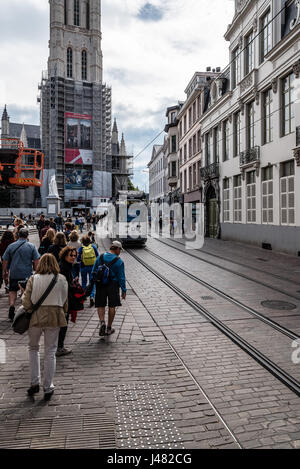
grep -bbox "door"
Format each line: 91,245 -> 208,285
208,198 -> 218,238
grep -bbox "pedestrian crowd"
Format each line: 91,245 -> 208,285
0,215 -> 126,402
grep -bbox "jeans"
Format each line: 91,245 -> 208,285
28,327 -> 59,394
81,265 -> 95,298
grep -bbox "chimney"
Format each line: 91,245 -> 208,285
206,67 -> 211,72
216,67 -> 221,72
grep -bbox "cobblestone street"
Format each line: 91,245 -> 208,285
0,235 -> 300,449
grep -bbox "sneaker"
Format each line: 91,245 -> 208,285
8,306 -> 15,322
90,298 -> 95,308
106,327 -> 115,336
44,391 -> 54,402
27,385 -> 40,397
99,321 -> 106,337
56,347 -> 72,357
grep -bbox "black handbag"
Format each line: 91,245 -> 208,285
12,275 -> 58,335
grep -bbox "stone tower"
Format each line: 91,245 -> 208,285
39,0 -> 112,211
48,0 -> 103,83
1,105 -> 9,139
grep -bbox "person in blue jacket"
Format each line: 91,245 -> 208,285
92,240 -> 126,337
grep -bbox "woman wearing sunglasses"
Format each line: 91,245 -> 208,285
56,247 -> 78,357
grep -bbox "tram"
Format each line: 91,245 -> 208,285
0,139 -> 44,188
108,190 -> 148,246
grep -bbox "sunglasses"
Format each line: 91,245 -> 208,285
69,254 -> 77,258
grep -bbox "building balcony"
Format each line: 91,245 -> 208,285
168,176 -> 178,187
240,146 -> 260,168
200,162 -> 220,180
239,69 -> 258,97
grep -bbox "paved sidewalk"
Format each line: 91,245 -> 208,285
0,283 -> 238,449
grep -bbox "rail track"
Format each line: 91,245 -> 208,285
152,237 -> 300,301
126,247 -> 300,398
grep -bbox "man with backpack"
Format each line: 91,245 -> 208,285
91,241 -> 126,337
77,235 -> 99,308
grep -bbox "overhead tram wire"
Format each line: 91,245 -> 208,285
133,2 -> 291,167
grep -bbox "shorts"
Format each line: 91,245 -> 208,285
95,282 -> 121,308
9,278 -> 27,292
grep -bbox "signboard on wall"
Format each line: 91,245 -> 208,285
65,168 -> 93,190
65,112 -> 93,165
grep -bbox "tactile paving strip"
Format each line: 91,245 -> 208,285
115,382 -> 184,449
0,414 -> 116,449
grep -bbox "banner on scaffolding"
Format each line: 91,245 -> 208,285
65,112 -> 93,165
65,168 -> 93,190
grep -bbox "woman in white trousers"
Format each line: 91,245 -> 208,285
22,254 -> 68,401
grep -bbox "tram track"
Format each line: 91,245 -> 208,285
126,248 -> 300,398
153,237 -> 300,301
142,247 -> 299,341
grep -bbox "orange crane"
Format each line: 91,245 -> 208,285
0,138 -> 44,188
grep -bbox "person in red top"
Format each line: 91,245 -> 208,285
0,230 -> 15,292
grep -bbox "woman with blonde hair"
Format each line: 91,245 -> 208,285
22,254 -> 68,401
13,218 -> 24,239
68,231 -> 81,277
39,228 -> 55,256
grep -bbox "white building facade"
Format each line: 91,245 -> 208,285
148,141 -> 168,204
200,0 -> 300,254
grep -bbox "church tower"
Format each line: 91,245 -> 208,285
1,105 -> 10,139
39,0 -> 112,211
48,0 -> 103,83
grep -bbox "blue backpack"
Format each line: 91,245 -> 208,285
95,254 -> 119,286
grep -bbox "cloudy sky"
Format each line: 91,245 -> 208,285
0,0 -> 235,190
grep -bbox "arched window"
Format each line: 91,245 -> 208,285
82,50 -> 87,81
74,0 -> 80,26
67,47 -> 73,78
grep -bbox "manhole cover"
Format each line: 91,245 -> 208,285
261,300 -> 297,311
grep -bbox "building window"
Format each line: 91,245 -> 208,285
193,134 -> 196,155
184,116 -> 187,134
197,96 -> 201,118
233,175 -> 242,223
260,9 -> 271,62
192,102 -> 196,124
197,130 -> 201,153
263,89 -> 273,144
86,0 -> 90,29
223,120 -> 230,161
179,121 -> 182,139
262,166 -> 273,224
74,0 -> 80,26
193,164 -> 197,188
64,0 -> 68,25
184,170 -> 187,192
188,139 -> 192,158
232,46 -> 240,88
214,127 -> 220,163
180,172 -> 183,190
247,101 -> 255,149
172,162 -> 177,178
184,144 -> 187,162
245,30 -> 254,75
234,112 -> 241,157
280,160 -> 295,225
67,47 -> 73,78
282,73 -> 295,136
188,108 -> 192,128
223,179 -> 230,222
246,171 -> 256,223
171,136 -> 177,153
180,149 -> 183,166
82,50 -> 87,80
189,166 -> 192,190
206,133 -> 212,166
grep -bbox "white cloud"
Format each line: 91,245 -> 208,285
0,0 -> 235,189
